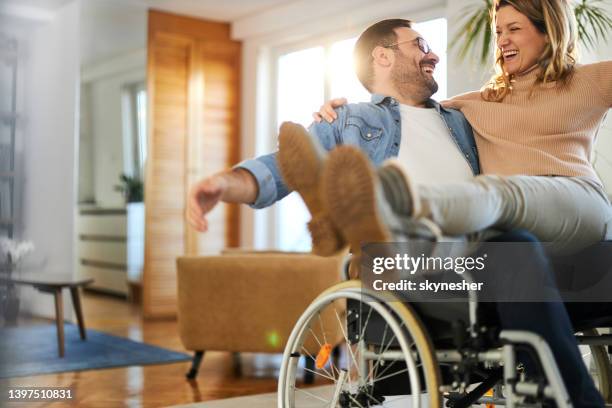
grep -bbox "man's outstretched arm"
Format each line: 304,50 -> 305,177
186,168 -> 258,232
187,116 -> 344,232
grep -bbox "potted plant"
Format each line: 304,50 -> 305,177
450,0 -> 612,65
114,173 -> 144,203
0,238 -> 34,324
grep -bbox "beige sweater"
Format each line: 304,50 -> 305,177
448,61 -> 612,182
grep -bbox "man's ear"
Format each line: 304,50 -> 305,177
371,45 -> 393,68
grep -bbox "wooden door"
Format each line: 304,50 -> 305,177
144,10 -> 240,318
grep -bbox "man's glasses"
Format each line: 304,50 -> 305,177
386,37 -> 431,54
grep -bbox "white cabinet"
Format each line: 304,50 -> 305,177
77,208 -> 128,295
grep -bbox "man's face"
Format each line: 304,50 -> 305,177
389,27 -> 440,99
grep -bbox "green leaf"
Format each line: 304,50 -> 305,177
449,0 -> 493,63
481,17 -> 493,64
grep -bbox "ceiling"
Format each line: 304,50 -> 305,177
3,0 -> 294,22
141,0 -> 291,22
3,0 -> 74,11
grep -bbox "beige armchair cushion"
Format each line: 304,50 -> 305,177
177,252 -> 345,354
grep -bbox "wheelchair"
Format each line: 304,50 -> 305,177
277,239 -> 612,408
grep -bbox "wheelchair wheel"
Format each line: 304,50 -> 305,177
278,280 -> 442,407
584,329 -> 612,403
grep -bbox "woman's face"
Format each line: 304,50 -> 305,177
495,5 -> 548,75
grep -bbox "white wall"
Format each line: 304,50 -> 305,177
2,0 -> 81,319
80,0 -> 147,68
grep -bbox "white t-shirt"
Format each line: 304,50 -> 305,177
397,104 -> 473,185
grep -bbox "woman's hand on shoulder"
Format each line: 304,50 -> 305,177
313,97 -> 348,123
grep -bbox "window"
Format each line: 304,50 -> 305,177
0,33 -> 18,238
275,47 -> 325,251
122,82 -> 147,181
274,18 -> 447,251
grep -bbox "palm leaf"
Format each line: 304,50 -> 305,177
450,0 -> 612,65
459,11 -> 488,60
450,0 -> 494,64
580,4 -> 612,48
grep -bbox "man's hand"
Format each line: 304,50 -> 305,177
187,168 -> 258,232
187,174 -> 228,232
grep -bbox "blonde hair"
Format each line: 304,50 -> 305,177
482,0 -> 577,102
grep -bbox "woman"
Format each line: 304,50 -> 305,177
315,0 -> 612,252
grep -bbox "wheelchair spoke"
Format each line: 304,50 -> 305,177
291,385 -> 331,404
370,323 -> 389,383
358,306 -> 374,346
317,309 -> 342,380
368,320 -> 410,382
308,327 -> 324,348
371,366 -> 411,384
301,346 -> 335,381
318,311 -> 329,345
334,308 -> 363,381
303,366 -> 336,382
347,393 -> 367,408
328,356 -> 341,379
375,357 -> 420,383
375,341 -> 418,381
360,389 -> 384,407
325,300 -> 342,381
330,301 -> 355,392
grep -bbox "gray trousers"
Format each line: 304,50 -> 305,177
418,175 -> 612,253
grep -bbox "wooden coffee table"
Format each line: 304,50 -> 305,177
0,273 -> 94,357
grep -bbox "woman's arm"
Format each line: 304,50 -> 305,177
440,90 -> 482,109
588,60 -> 612,107
577,61 -> 612,107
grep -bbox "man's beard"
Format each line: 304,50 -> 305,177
391,55 -> 438,100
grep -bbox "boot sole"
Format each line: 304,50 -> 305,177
278,122 -> 325,216
323,146 -> 392,260
278,122 -> 344,255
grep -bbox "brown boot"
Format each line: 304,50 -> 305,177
321,145 -> 394,265
277,122 -> 346,256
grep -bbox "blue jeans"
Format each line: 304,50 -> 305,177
490,230 -> 605,407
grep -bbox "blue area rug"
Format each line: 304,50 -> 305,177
0,324 -> 191,378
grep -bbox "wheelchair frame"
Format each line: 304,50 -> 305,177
278,256 -> 612,408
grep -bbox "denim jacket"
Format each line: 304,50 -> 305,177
236,94 -> 480,209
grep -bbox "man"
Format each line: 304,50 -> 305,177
187,19 -> 478,255
187,19 -> 604,407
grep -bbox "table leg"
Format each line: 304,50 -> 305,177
70,287 -> 86,340
53,289 -> 65,358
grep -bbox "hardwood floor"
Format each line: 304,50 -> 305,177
2,292 -> 284,407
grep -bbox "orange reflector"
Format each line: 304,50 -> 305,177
485,388 -> 494,408
315,343 -> 332,369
